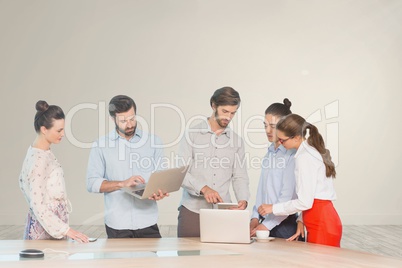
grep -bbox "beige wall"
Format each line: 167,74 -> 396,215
1,0 -> 401,226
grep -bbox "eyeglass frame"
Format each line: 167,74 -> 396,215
278,136 -> 293,144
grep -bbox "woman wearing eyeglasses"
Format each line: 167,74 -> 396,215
257,114 -> 342,247
250,99 -> 301,240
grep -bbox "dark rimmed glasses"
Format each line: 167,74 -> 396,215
278,136 -> 293,144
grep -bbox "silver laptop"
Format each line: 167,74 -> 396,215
122,166 -> 188,199
200,209 -> 253,244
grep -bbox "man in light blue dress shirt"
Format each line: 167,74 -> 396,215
86,95 -> 167,238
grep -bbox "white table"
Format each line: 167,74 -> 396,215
1,237 -> 401,267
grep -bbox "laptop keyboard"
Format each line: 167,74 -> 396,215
134,189 -> 145,196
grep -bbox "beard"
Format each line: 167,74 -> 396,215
115,123 -> 136,138
215,110 -> 230,128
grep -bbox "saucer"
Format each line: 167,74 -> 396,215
253,237 -> 275,242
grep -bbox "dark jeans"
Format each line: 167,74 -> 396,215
105,224 -> 161,238
270,214 -> 305,241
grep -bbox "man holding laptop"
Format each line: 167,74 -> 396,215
86,95 -> 168,238
177,87 -> 250,237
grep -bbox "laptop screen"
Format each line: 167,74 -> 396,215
200,209 -> 252,244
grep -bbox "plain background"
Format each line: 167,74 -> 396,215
1,0 -> 401,226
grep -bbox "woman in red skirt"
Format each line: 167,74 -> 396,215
258,114 -> 342,247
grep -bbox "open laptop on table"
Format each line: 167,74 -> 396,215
200,209 -> 253,244
122,166 -> 188,199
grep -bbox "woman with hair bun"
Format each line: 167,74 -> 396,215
250,98 -> 301,239
19,100 -> 89,243
257,114 -> 342,247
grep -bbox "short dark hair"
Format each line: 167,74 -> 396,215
265,98 -> 292,117
34,100 -> 65,133
109,95 -> 137,117
210,87 -> 241,108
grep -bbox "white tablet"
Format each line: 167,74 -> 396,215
216,203 -> 238,209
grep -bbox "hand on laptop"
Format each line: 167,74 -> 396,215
200,186 -> 223,204
148,189 -> 169,201
121,176 -> 146,188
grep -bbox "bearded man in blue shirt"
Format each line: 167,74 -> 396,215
87,95 -> 167,238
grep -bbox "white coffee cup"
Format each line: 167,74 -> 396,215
256,230 -> 270,239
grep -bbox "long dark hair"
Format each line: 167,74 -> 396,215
276,114 -> 336,178
34,100 -> 65,133
265,98 -> 292,117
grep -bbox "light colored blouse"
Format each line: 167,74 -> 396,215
273,141 -> 337,216
19,146 -> 70,239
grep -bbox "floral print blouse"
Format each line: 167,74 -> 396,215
19,146 -> 70,239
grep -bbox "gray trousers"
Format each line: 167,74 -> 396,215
177,205 -> 200,237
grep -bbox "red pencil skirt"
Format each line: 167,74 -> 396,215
303,199 -> 342,247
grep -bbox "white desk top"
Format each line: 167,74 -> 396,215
1,237 -> 401,267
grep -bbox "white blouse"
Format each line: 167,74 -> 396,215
19,146 -> 70,238
273,141 -> 337,216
